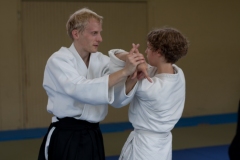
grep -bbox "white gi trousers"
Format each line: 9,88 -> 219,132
119,130 -> 172,160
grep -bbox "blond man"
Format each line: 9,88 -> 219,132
38,8 -> 145,160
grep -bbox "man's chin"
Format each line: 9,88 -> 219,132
91,48 -> 98,53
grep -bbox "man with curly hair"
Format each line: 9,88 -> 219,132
108,27 -> 189,160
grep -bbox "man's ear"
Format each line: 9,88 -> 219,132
72,29 -> 79,39
156,50 -> 162,57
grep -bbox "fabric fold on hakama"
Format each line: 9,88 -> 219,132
38,117 -> 105,160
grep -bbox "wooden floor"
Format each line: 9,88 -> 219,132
0,123 -> 236,160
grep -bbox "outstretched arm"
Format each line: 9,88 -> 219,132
125,75 -> 138,94
113,44 -> 152,94
115,44 -> 152,83
108,44 -> 145,87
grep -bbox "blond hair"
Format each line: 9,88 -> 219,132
66,8 -> 103,40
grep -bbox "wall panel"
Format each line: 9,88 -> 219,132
0,0 -> 23,130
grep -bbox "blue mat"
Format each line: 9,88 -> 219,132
106,145 -> 230,160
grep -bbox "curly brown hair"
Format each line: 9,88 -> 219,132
147,28 -> 189,63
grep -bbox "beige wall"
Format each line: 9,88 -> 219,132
0,0 -> 239,131
0,0 -> 23,130
148,0 -> 240,116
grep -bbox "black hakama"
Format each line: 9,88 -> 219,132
38,117 -> 105,160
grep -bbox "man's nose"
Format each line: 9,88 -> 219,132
97,34 -> 102,42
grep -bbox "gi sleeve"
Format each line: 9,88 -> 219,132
44,52 -> 111,105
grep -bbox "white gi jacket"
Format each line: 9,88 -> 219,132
109,49 -> 186,160
43,44 -> 114,159
43,44 -> 114,123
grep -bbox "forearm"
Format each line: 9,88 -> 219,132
108,68 -> 128,88
115,52 -> 129,62
125,76 -> 138,94
108,47 -> 147,88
